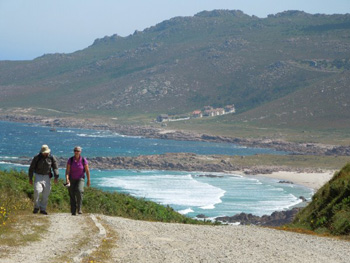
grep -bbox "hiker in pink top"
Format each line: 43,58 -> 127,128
65,146 -> 91,215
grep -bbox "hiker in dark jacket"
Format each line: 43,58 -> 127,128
29,144 -> 59,215
65,146 -> 90,216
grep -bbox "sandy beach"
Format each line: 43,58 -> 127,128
230,169 -> 335,190
249,170 -> 335,190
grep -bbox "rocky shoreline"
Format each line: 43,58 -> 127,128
12,153 -> 323,175
208,207 -> 303,226
1,113 -> 350,156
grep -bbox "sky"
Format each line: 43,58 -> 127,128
0,0 -> 349,61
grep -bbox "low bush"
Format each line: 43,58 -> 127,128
290,163 -> 350,236
0,170 -> 32,229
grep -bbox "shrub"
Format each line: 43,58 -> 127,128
291,163 -> 350,235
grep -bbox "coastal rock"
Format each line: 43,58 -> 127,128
196,214 -> 207,219
215,207 -> 302,226
278,180 -> 294,184
299,196 -> 307,202
325,146 -> 350,156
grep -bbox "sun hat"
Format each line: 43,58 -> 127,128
40,144 -> 51,154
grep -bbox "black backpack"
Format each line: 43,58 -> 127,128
35,153 -> 55,177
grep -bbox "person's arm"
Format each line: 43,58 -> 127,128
52,156 -> 59,179
85,163 -> 91,187
28,156 -> 37,185
65,163 -> 71,184
52,156 -> 59,184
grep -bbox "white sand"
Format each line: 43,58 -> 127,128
232,170 -> 336,190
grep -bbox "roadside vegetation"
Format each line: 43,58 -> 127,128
288,163 -> 350,238
0,170 -> 49,250
0,169 -> 212,234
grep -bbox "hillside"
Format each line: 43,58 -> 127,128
291,163 -> 350,235
0,10 -> 350,129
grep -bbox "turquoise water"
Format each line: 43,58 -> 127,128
0,121 -> 312,218
93,169 -> 312,217
0,121 -> 287,158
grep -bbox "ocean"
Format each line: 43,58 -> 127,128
0,120 -> 313,218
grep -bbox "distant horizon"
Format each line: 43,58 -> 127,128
1,0 -> 349,61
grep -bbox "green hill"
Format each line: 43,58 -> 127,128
0,10 -> 349,129
291,163 -> 350,236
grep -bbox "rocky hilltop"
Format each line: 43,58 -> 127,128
0,10 -> 349,130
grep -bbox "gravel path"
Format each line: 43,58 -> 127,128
1,213 -> 101,263
101,215 -> 350,263
1,214 -> 350,263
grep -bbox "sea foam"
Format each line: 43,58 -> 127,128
98,173 -> 225,209
178,208 -> 194,215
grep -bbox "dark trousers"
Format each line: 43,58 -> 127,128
68,178 -> 85,214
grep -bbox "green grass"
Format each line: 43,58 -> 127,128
289,163 -> 350,236
218,155 -> 349,171
165,116 -> 350,145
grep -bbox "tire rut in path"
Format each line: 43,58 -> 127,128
0,213 -> 107,263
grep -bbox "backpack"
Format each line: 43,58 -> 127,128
35,153 -> 54,166
35,153 -> 55,177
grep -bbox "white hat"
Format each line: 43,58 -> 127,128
40,144 -> 51,154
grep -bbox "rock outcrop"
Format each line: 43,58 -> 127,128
215,207 -> 302,226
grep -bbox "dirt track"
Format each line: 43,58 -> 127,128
1,213 -> 350,263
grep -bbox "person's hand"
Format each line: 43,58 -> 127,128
29,179 -> 33,185
87,180 -> 91,187
54,178 -> 58,184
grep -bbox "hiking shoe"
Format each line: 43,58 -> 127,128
40,210 -> 48,215
72,213 -> 76,216
78,210 -> 82,214
33,208 -> 39,214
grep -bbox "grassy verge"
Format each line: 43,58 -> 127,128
221,154 -> 349,170
0,211 -> 49,256
0,170 -> 51,254
0,170 -> 212,229
165,117 -> 350,145
84,216 -> 118,263
286,163 -> 350,237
